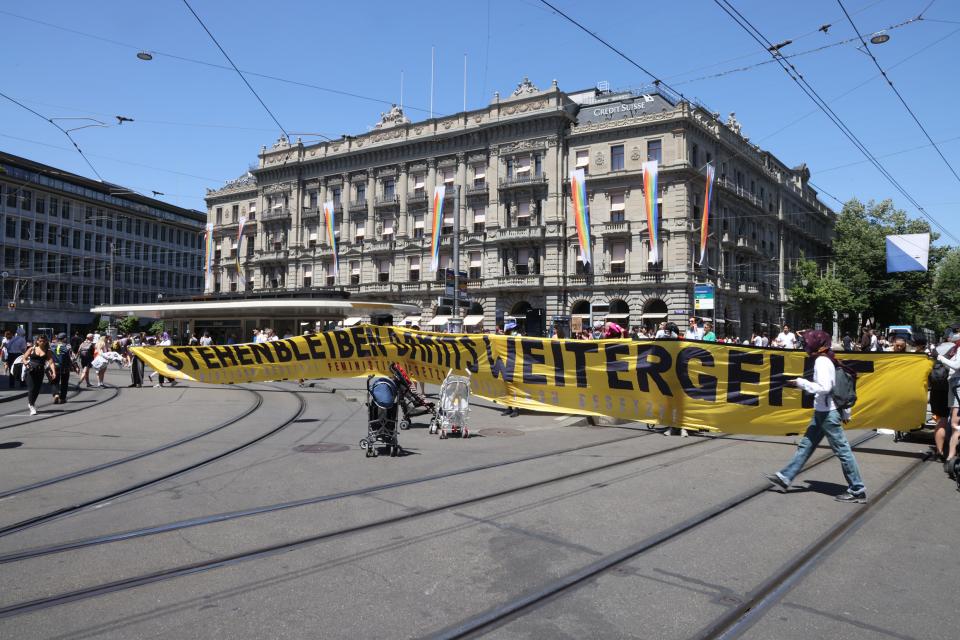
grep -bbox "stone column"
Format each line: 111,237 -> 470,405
398,162 -> 409,238
456,153 -> 467,238
340,174 -> 350,243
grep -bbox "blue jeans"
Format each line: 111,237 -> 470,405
779,410 -> 866,495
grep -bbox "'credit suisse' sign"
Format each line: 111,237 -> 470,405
577,93 -> 675,125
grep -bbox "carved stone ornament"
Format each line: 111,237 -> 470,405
271,135 -> 290,150
630,146 -> 641,161
512,76 -> 539,97
594,151 -> 605,168
726,112 -> 742,135
374,104 -> 410,130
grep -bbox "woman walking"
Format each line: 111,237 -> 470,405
765,330 -> 867,503
22,334 -> 56,415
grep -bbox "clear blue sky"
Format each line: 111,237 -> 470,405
2,0 -> 958,242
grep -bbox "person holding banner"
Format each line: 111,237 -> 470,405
766,330 -> 867,503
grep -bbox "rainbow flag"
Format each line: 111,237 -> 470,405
430,185 -> 445,272
204,222 -> 214,291
236,215 -> 247,274
569,169 -> 591,265
642,161 -> 659,263
699,164 -> 715,266
323,201 -> 338,279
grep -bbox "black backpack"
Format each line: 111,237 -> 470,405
930,361 -> 951,390
832,366 -> 858,411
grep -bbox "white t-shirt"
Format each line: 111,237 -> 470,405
199,336 -> 212,346
753,335 -> 764,347
869,334 -> 878,351
794,355 -> 837,412
777,331 -> 797,349
684,327 -> 703,340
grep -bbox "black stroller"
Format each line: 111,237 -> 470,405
389,363 -> 438,431
360,375 -> 403,458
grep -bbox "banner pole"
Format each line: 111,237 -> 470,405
453,184 -> 461,321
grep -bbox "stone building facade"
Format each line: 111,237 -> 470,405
1,151 -> 205,337
206,79 -> 833,337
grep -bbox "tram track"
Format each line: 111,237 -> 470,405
424,431 -> 932,640
0,386 -> 305,540
0,387 -> 263,500
0,429 -> 666,564
0,432 -> 751,617
0,384 -> 120,430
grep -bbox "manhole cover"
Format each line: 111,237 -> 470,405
293,443 -> 350,453
477,428 -> 524,437
0,441 -> 23,449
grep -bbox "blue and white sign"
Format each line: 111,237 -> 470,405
886,233 -> 929,272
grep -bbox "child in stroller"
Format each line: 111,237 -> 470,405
360,374 -> 403,457
389,363 -> 438,430
430,369 -> 472,439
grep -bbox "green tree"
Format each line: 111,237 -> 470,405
117,315 -> 139,334
148,320 -> 165,335
787,258 -> 853,330
831,198 -> 948,332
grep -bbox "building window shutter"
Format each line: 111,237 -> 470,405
443,168 -> 455,184
610,193 -> 625,211
414,215 -> 425,229
414,174 -> 425,189
383,217 -> 394,235
473,166 -> 486,180
576,150 -> 589,167
472,206 -> 486,223
517,201 -> 530,218
469,251 -> 482,267
516,157 -> 531,174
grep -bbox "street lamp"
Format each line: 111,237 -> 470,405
137,51 -> 153,61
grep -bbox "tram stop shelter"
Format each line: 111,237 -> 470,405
91,296 -> 420,344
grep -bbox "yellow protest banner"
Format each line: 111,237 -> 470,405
131,325 -> 931,436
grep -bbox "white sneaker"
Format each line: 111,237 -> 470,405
154,383 -> 162,388
28,404 -> 37,416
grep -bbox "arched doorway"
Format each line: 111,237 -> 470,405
608,299 -> 630,328
506,301 -> 533,335
570,299 -> 590,335
464,302 -> 485,332
641,298 -> 668,330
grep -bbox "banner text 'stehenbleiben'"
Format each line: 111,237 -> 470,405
131,326 -> 931,436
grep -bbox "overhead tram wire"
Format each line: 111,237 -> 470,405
0,90 -> 105,182
179,0 -> 298,142
0,10 -> 437,117
711,0 -> 960,246
836,0 -> 960,187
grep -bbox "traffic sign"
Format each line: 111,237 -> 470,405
694,284 -> 715,311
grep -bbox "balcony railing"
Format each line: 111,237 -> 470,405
260,207 -> 290,221
256,249 -> 289,262
361,282 -> 394,294
492,226 -> 545,241
716,178 -> 763,209
499,174 -> 547,189
466,183 -> 489,196
301,206 -> 320,221
374,195 -> 399,208
601,220 -> 631,235
366,239 -> 395,252
494,274 -> 544,288
406,191 -> 428,204
348,199 -> 368,213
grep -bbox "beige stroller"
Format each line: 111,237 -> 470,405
430,369 -> 472,439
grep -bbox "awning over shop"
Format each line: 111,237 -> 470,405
462,315 -> 485,326
343,317 -> 363,326
605,313 -> 630,320
428,315 -> 451,326
640,312 -> 668,319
